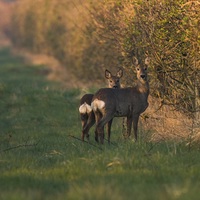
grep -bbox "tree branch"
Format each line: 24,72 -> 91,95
0,141 -> 39,153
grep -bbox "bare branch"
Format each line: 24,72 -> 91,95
0,141 -> 39,153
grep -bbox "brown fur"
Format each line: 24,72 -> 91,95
89,57 -> 150,144
79,68 -> 123,141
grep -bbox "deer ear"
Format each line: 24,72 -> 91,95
105,69 -> 111,79
132,57 -> 139,66
117,68 -> 123,78
145,57 -> 150,65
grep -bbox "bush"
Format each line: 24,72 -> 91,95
9,0 -> 200,119
131,0 -> 200,119
85,0 -> 200,119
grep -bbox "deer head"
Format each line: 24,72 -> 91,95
133,57 -> 150,84
105,68 -> 123,88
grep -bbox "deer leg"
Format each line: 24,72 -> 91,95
122,117 -> 127,138
97,113 -> 114,144
94,127 -> 98,143
82,112 -> 95,141
132,115 -> 139,141
106,118 -> 113,144
94,110 -> 102,143
97,124 -> 104,144
96,119 -> 104,144
81,113 -> 88,141
126,116 -> 132,138
81,116 -> 87,129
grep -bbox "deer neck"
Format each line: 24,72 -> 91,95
135,80 -> 149,97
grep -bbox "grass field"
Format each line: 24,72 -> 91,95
0,47 -> 200,200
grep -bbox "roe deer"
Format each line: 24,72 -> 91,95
90,57 -> 150,144
79,68 -> 123,141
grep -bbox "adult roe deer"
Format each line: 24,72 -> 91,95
90,57 -> 150,144
79,68 -> 123,141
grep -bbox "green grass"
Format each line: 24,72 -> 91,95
0,47 -> 200,200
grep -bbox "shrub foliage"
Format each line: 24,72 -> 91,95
9,0 -> 200,118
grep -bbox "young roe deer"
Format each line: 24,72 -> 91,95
90,57 -> 150,144
79,68 -> 123,141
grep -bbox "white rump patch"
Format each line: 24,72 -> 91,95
79,102 -> 92,114
91,99 -> 105,112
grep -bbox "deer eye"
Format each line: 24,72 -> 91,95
144,67 -> 147,71
137,68 -> 140,71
